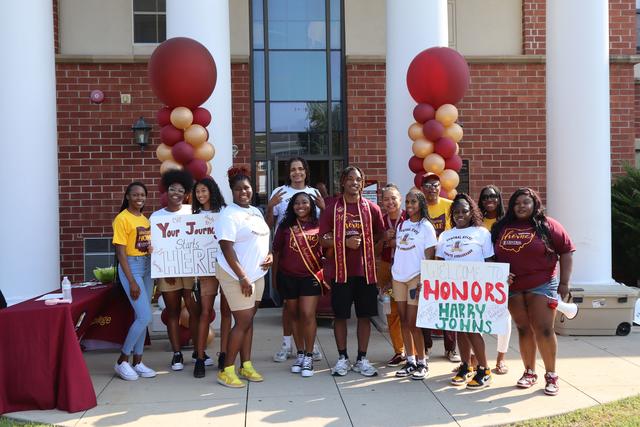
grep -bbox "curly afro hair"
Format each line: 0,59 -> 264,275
161,169 -> 194,194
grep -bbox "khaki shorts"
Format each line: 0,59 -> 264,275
157,276 -> 195,293
392,275 -> 420,306
199,276 -> 220,297
216,263 -> 264,312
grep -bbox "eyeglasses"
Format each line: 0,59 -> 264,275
168,186 -> 186,195
481,194 -> 499,201
422,182 -> 440,189
345,177 -> 363,183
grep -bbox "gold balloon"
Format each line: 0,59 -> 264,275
170,107 -> 193,130
184,124 -> 207,146
206,162 -> 212,176
156,143 -> 174,162
160,159 -> 183,175
440,169 -> 460,191
443,123 -> 463,143
178,306 -> 190,328
194,142 -> 215,161
446,189 -> 458,200
408,122 -> 424,141
411,139 -> 435,158
423,153 -> 445,174
436,104 -> 459,127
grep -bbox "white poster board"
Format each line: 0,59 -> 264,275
150,213 -> 219,279
417,260 -> 511,334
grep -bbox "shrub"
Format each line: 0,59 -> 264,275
611,166 -> 640,286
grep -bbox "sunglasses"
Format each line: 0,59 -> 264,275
481,194 -> 499,201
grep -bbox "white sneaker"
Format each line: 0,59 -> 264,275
353,358 -> 378,377
291,353 -> 304,373
301,356 -> 314,377
312,343 -> 323,361
273,344 -> 292,363
133,362 -> 157,378
331,357 -> 351,376
114,361 -> 139,381
446,350 -> 461,363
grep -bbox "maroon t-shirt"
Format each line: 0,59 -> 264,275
319,197 -> 385,280
381,210 -> 406,263
273,220 -> 322,278
493,217 -> 575,291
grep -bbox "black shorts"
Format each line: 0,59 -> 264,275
331,276 -> 378,319
277,272 -> 322,300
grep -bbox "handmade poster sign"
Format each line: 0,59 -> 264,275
150,213 -> 219,278
417,260 -> 510,334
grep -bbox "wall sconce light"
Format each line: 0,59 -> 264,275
131,116 -> 152,151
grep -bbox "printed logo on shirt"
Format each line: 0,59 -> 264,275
397,224 -> 419,251
499,228 -> 535,253
344,212 -> 362,237
135,226 -> 151,252
288,226 -> 319,252
431,214 -> 446,235
442,239 -> 473,259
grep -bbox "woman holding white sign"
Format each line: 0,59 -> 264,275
436,193 -> 495,389
215,167 -> 272,388
391,189 -> 437,380
492,187 -> 574,396
191,177 -> 229,378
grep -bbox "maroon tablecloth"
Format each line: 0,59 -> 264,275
0,284 -> 113,414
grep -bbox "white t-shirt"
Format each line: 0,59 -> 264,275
436,226 -> 494,262
150,205 -> 192,218
215,203 -> 271,282
391,218 -> 438,282
270,185 -> 320,228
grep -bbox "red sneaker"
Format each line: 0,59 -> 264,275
516,369 -> 538,388
544,372 -> 559,396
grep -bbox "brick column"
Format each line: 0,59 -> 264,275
0,2 -> 60,304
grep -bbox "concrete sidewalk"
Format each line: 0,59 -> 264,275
6,308 -> 640,426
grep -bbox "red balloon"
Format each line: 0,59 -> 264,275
423,120 -> 444,142
148,37 -> 217,109
445,154 -> 463,172
414,173 -> 425,188
192,107 -> 212,127
171,141 -> 195,165
408,156 -> 426,174
160,192 -> 168,207
406,47 -> 470,108
413,103 -> 435,123
186,159 -> 208,181
158,182 -> 167,193
160,125 -> 183,147
434,137 -> 457,159
157,107 -> 171,126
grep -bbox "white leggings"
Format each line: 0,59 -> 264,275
496,316 -> 512,354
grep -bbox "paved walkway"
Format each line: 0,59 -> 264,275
6,308 -> 640,426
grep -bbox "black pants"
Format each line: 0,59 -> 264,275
0,289 -> 7,309
422,329 -> 456,352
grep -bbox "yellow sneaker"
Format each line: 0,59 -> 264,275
217,366 -> 246,388
239,361 -> 264,382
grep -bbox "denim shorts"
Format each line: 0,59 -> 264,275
509,276 -> 558,299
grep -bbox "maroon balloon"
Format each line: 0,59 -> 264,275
192,107 -> 212,127
445,154 -> 463,172
423,120 -> 445,142
414,173 -> 425,188
408,156 -> 426,174
160,192 -> 168,208
434,137 -> 457,159
148,37 -> 217,109
406,47 -> 470,108
157,107 -> 171,127
160,125 -> 183,147
413,103 -> 435,123
186,159 -> 208,181
158,182 -> 167,194
171,141 -> 195,165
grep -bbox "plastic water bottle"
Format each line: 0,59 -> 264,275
382,293 -> 391,315
61,276 -> 72,302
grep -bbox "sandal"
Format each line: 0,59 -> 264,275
493,360 -> 509,375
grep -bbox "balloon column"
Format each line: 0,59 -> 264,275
148,37 -> 218,205
405,47 -> 470,199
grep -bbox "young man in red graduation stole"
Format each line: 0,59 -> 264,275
320,166 -> 385,377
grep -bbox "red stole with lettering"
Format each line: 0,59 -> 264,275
333,196 -> 377,285
290,219 -> 324,285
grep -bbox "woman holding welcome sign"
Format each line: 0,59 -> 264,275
492,188 -> 574,396
436,193 -> 495,389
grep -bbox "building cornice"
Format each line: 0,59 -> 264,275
55,54 -> 251,64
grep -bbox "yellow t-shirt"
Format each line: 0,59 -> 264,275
112,210 -> 151,256
427,197 -> 452,237
482,217 -> 497,231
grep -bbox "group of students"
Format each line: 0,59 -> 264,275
112,157 -> 575,396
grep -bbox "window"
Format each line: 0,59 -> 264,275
250,0 -> 346,198
635,139 -> 640,168
637,1 -> 640,52
84,238 -> 116,281
133,0 -> 166,44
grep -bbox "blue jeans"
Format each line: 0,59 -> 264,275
509,276 -> 559,300
118,256 -> 153,355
